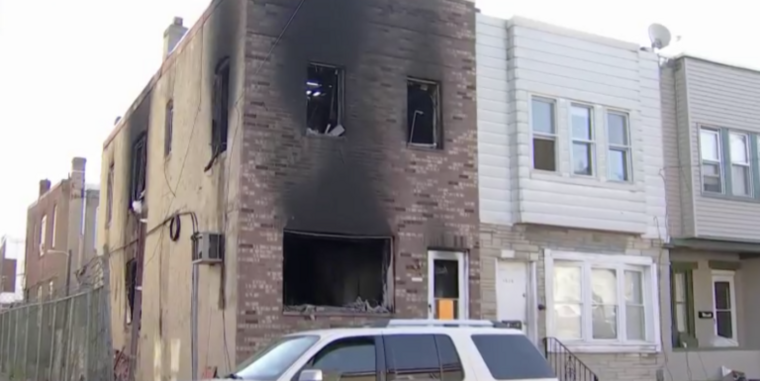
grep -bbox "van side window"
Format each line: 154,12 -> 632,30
471,334 -> 555,380
383,334 -> 464,381
308,336 -> 377,381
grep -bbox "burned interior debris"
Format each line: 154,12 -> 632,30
282,231 -> 392,313
306,63 -> 345,137
407,78 -> 441,148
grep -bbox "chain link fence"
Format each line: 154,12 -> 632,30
0,257 -> 113,381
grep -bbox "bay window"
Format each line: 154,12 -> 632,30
546,250 -> 659,352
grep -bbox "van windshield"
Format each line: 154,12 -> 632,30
234,335 -> 320,380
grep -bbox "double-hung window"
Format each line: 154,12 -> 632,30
531,97 -> 557,172
607,111 -> 631,181
700,128 -> 723,193
546,251 -> 659,351
729,132 -> 751,196
571,104 -> 594,176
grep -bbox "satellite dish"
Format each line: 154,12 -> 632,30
648,23 -> 672,50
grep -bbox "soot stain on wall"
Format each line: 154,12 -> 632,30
256,0 -> 448,236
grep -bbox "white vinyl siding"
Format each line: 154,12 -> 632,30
475,15 -> 666,238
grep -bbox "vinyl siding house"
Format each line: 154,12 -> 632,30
661,55 -> 760,381
476,14 -> 668,381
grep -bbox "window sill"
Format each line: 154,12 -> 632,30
702,191 -> 759,204
282,309 -> 393,318
530,171 -> 640,191
552,341 -> 660,354
407,143 -> 443,152
672,346 -> 746,352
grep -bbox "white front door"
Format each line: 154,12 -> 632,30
428,251 -> 468,320
497,260 -> 529,334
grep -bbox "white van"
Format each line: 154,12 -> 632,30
216,319 -> 558,381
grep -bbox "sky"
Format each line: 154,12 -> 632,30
0,0 -> 756,240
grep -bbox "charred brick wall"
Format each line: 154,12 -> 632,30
236,0 -> 478,358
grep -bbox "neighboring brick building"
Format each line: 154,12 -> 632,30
24,157 -> 99,300
0,236 -> 24,307
98,0 -> 478,380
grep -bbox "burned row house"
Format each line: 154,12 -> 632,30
97,0 -> 479,380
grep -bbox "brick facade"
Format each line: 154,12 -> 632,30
235,0 -> 479,358
480,223 -> 669,381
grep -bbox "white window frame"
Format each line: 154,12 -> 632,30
427,251 -> 469,320
40,214 -> 47,253
544,249 -> 661,353
570,104 -> 595,177
700,127 -> 723,194
530,96 -> 558,172
729,132 -> 752,197
711,270 -> 738,346
606,110 -> 632,182
51,205 -> 58,248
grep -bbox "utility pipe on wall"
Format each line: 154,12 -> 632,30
191,263 -> 199,381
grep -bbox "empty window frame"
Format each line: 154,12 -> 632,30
51,205 -> 57,248
212,57 -> 231,153
165,100 -> 174,156
607,111 -> 631,181
125,258 -> 137,324
40,214 -> 47,250
407,78 -> 442,148
571,104 -> 594,176
531,97 -> 557,171
306,63 -> 345,137
729,132 -> 751,196
130,133 -> 148,203
282,231 -> 393,313
700,128 -> 723,193
106,162 -> 114,225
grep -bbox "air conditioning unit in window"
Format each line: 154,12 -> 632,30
192,232 -> 224,265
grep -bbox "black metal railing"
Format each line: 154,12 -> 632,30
543,337 -> 600,381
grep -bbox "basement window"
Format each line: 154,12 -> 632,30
283,232 -> 393,314
407,78 -> 441,148
306,63 -> 345,137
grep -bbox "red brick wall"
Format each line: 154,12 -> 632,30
235,0 -> 478,358
25,180 -> 71,295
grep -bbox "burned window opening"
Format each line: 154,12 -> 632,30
407,78 -> 441,148
165,100 -> 174,156
306,63 -> 345,137
212,57 -> 230,155
106,162 -> 114,224
130,133 -> 148,204
125,258 -> 137,324
283,231 -> 392,314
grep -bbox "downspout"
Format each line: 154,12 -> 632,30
191,263 -> 199,381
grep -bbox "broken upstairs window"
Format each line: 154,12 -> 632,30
212,57 -> 230,154
407,78 -> 441,148
283,232 -> 393,314
306,63 -> 345,137
130,133 -> 148,204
